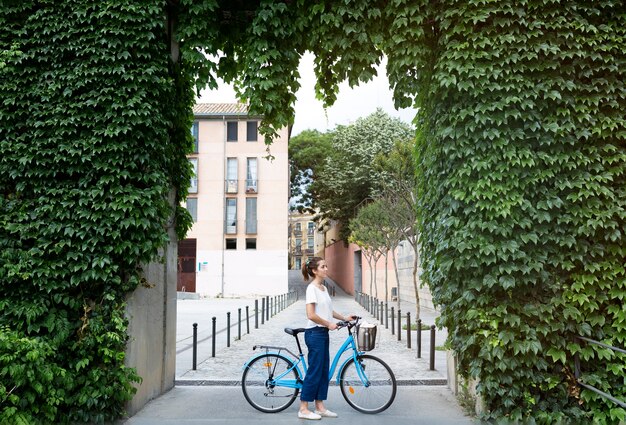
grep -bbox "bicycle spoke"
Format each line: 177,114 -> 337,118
241,354 -> 300,413
340,355 -> 397,414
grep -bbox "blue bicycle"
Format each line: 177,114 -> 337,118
241,317 -> 396,414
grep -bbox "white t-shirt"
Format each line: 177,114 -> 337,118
305,284 -> 333,329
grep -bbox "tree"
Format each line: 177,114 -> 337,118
373,139 -> 421,320
312,109 -> 413,240
288,129 -> 333,212
349,202 -> 386,299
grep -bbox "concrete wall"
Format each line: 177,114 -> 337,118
124,195 -> 177,416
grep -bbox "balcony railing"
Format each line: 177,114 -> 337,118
294,230 -> 302,236
225,179 -> 238,194
305,248 -> 314,255
294,246 -> 302,255
245,179 -> 258,194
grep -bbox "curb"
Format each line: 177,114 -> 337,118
175,378 -> 447,387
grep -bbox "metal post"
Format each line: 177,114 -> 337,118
192,323 -> 198,370
407,312 -> 411,349
261,298 -> 265,325
238,308 -> 242,341
255,300 -> 259,329
266,296 -> 270,321
397,309 -> 402,341
246,306 -> 250,334
430,325 -> 436,370
211,317 -> 216,357
417,319 -> 422,358
227,312 -> 231,348
385,303 -> 388,329
391,307 -> 395,335
380,302 -> 383,324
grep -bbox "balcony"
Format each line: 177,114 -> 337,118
294,246 -> 302,255
305,248 -> 314,255
225,179 -> 238,194
245,179 -> 258,194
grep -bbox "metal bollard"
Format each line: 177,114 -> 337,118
261,298 -> 265,325
407,312 -> 411,349
385,303 -> 389,329
255,300 -> 259,329
430,325 -> 436,370
192,323 -> 198,370
391,307 -> 395,335
380,302 -> 383,324
227,312 -> 231,348
246,306 -> 250,334
266,296 -> 270,321
212,317 -> 216,357
417,319 -> 422,358
397,309 -> 402,341
238,308 -> 242,341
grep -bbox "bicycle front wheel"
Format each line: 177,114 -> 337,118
241,354 -> 300,413
339,354 -> 397,414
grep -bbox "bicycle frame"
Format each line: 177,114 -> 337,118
244,325 -> 369,390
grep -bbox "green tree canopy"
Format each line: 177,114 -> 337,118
288,129 -> 333,212
312,109 -> 413,239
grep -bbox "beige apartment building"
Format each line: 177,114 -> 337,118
287,211 -> 325,270
178,103 -> 289,297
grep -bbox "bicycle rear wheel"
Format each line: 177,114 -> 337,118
339,354 -> 397,414
241,353 -> 300,413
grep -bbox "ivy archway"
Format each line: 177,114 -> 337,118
1,1 -> 624,423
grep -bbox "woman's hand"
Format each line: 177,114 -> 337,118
327,322 -> 339,331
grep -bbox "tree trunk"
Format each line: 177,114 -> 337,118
391,244 -> 401,313
383,251 -> 389,304
412,243 -> 420,321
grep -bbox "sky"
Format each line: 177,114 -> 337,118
198,52 -> 417,136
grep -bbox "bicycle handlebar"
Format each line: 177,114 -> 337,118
336,316 -> 361,329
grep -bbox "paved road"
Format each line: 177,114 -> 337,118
123,386 -> 474,424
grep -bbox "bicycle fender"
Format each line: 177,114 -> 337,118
242,352 -> 304,378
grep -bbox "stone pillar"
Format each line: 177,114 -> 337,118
124,191 -> 178,415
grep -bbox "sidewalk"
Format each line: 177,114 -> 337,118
176,290 -> 447,385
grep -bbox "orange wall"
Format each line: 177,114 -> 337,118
324,240 -> 359,295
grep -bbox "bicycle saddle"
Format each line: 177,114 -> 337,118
284,327 -> 305,336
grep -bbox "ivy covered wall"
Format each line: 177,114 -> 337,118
407,1 -> 626,422
0,1 -> 193,422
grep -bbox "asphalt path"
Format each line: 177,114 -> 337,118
123,386 -> 475,424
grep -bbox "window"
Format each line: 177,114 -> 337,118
186,198 -> 197,222
246,198 -> 257,234
246,158 -> 258,193
246,121 -> 258,141
294,223 -> 301,235
246,238 -> 256,250
295,238 -> 301,254
295,258 -> 301,270
225,198 -> 237,234
227,121 -> 238,141
307,221 -> 315,235
189,158 -> 198,194
307,238 -> 314,249
226,158 -> 238,193
191,121 -> 199,153
226,238 -> 237,250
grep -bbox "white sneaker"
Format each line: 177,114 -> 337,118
298,410 -> 322,420
315,409 -> 338,418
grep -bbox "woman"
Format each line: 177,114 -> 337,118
298,257 -> 355,420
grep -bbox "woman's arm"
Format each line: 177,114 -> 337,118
332,311 -> 356,322
306,303 -> 338,330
